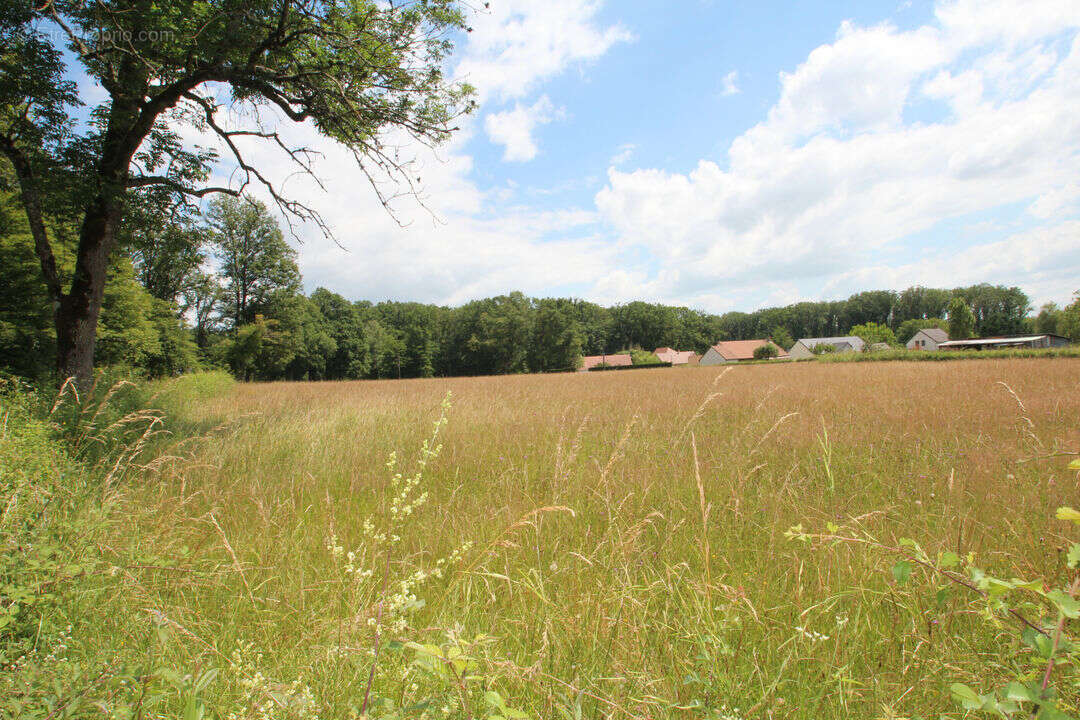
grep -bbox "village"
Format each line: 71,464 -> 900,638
579,330 -> 1074,370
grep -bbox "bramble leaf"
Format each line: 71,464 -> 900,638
940,551 -> 960,568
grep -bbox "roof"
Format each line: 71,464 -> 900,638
581,353 -> 632,370
654,347 -> 698,364
708,339 -> 789,361
912,328 -> 949,343
938,334 -> 1067,348
794,335 -> 866,350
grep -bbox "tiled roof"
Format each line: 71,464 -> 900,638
709,339 -> 788,361
581,353 -> 633,370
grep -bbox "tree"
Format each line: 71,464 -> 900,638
1034,303 -> 1062,335
770,326 -> 794,351
1060,294 -> 1080,342
850,322 -> 897,347
210,196 -> 300,328
528,300 -> 584,373
948,297 -> 976,340
0,0 -> 474,383
182,271 -> 225,350
311,288 -> 369,380
753,344 -> 779,360
124,189 -> 208,303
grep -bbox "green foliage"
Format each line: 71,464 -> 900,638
209,196 -> 301,328
949,296 -> 977,339
790,504 -> 1080,720
628,348 -> 664,365
811,342 -> 837,355
529,300 -> 584,373
770,326 -> 794,351
849,321 -> 897,347
753,343 -> 779,360
1060,293 -> 1080,342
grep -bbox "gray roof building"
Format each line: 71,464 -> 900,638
788,336 -> 866,359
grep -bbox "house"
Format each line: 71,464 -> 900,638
906,327 -> 948,351
579,353 -> 633,371
937,334 -> 1071,351
700,339 -> 789,365
653,347 -> 700,366
788,336 -> 865,359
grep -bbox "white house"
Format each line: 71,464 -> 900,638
906,328 -> 948,351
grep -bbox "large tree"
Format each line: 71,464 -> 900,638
0,0 -> 474,383
210,196 -> 300,328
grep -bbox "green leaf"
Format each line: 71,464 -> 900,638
1068,544 -> 1080,570
1038,705 -> 1078,720
825,521 -> 839,533
1056,507 -> 1080,524
939,551 -> 960,569
949,683 -> 984,710
1046,590 -> 1080,618
892,560 -> 912,585
1004,681 -> 1037,703
1068,458 -> 1080,471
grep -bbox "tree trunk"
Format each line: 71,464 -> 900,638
55,198 -> 122,386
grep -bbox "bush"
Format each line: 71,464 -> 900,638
753,344 -> 779,360
811,342 -> 837,355
627,349 -> 663,365
849,321 -> 897,348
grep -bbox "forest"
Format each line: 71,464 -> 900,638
3,179 -> 1072,382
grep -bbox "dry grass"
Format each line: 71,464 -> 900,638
109,359 -> 1080,719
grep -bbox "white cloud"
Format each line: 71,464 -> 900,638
455,0 -> 633,103
721,70 -> 740,96
594,4 -> 1080,310
484,96 -> 563,162
178,0 -> 1080,314
609,143 -> 635,166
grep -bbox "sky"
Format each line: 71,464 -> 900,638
103,0 -> 1080,313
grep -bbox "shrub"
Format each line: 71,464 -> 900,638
811,342 -> 837,355
627,349 -> 663,365
753,343 -> 779,360
849,321 -> 897,348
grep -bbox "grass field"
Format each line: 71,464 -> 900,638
16,358 -> 1080,719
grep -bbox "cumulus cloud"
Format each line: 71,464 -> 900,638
181,0 -> 1080,312
594,1 -> 1080,309
454,0 -> 633,103
484,96 -> 563,162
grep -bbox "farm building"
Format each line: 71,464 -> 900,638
653,347 -> 700,366
579,353 -> 633,371
906,328 -> 949,351
937,334 -> 1071,351
788,336 -> 865,359
700,340 -> 788,365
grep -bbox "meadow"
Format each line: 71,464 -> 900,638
6,358 -> 1080,719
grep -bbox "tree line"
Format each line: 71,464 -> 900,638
4,182 -> 1077,382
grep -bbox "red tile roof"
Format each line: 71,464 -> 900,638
581,353 -> 633,370
709,339 -> 788,361
654,347 -> 699,364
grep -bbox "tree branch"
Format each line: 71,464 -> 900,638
0,135 -> 64,303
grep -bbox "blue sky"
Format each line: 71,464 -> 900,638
163,0 -> 1080,313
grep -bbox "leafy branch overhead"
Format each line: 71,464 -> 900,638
0,0 -> 476,381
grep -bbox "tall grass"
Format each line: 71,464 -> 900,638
5,360 -> 1080,718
